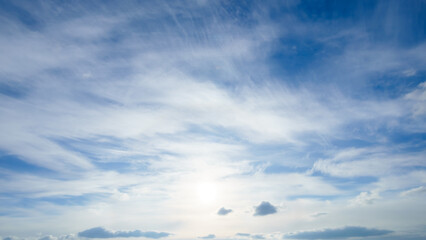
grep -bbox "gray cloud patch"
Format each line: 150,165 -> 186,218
198,234 -> 215,239
254,201 -> 277,216
401,186 -> 426,196
252,235 -> 265,239
3,237 -> 17,240
217,207 -> 232,215
39,236 -> 57,240
235,233 -> 264,239
236,233 -> 251,237
78,227 -> 170,239
285,226 -> 393,239
311,212 -> 327,218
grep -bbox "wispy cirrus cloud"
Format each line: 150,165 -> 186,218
0,0 -> 425,239
400,186 -> 426,197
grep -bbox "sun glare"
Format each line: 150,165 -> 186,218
196,182 -> 217,204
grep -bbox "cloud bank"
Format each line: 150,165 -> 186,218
78,227 -> 170,239
285,226 -> 393,239
198,234 -> 215,239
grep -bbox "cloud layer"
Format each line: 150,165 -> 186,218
198,234 -> 215,239
78,227 -> 170,239
0,0 -> 425,239
286,226 -> 393,239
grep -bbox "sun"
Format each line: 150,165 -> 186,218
196,181 -> 217,204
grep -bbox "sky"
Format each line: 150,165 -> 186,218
0,0 -> 425,239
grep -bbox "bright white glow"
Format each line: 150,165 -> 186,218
196,182 -> 217,204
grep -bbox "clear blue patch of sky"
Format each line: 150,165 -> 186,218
268,37 -> 330,77
363,71 -> 426,100
125,7 -> 215,47
342,124 -> 426,152
0,81 -> 29,99
247,144 -> 306,167
0,193 -> 109,213
328,138 -> 376,149
292,0 -> 376,22
219,0 -> 259,27
44,67 -> 78,79
398,166 -> 426,174
53,137 -> 121,161
263,164 -> 308,174
72,91 -> 122,107
335,121 -> 416,147
286,194 -> 338,201
266,0 -> 426,96
247,141 -> 329,169
387,132 -> 426,151
291,0 -> 426,47
184,124 -> 244,144
95,158 -> 150,174
35,193 -> 108,206
365,0 -> 426,48
311,172 -> 379,190
0,152 -> 56,176
0,0 -> 42,30
266,1 -> 375,79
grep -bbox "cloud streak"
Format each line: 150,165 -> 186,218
0,1 -> 425,239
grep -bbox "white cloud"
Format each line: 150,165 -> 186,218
39,236 -> 57,240
405,82 -> 426,117
402,68 -> 417,77
0,1 -> 425,239
311,147 -> 426,179
350,191 -> 381,206
400,186 -> 426,197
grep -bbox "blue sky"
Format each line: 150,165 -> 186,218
0,0 -> 425,239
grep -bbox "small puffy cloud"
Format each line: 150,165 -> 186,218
254,201 -> 277,216
350,191 -> 380,205
78,227 -> 170,239
198,234 -> 215,239
285,226 -> 393,239
400,186 -> 426,196
217,207 -> 233,216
